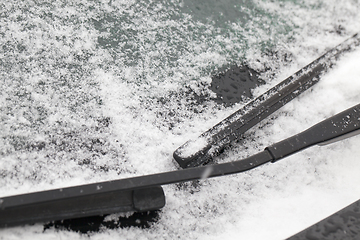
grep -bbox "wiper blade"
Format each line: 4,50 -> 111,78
173,33 -> 360,168
287,198 -> 360,239
1,103 -> 360,228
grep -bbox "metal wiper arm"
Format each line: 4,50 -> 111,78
1,103 -> 360,227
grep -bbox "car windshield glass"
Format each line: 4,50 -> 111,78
1,1 -> 360,239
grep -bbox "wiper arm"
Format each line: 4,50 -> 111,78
1,103 -> 360,227
266,104 -> 360,161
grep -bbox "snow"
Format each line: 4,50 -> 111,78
1,0 -> 360,239
175,137 -> 209,159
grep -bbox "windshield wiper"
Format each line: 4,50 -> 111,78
173,33 -> 360,168
1,103 -> 360,228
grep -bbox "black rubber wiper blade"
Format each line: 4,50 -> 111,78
173,33 -> 360,168
0,152 -> 273,228
286,198 -> 360,240
1,103 -> 360,228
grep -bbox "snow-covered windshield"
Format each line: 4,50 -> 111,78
1,0 -> 360,239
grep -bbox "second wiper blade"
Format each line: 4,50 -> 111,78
173,33 -> 360,168
1,103 -> 360,228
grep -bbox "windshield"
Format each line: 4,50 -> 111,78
1,0 -> 360,239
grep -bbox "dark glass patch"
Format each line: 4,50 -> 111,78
43,211 -> 161,233
210,65 -> 265,106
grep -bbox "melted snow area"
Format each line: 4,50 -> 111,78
1,0 -> 360,239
